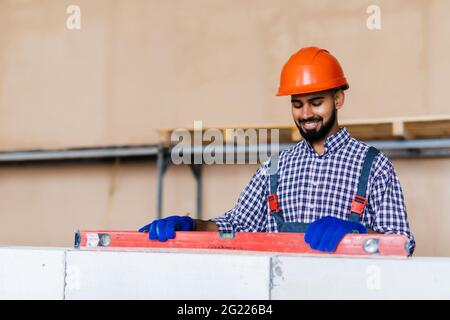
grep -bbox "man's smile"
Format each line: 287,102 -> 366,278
301,120 -> 321,131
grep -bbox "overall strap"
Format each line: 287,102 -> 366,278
267,155 -> 309,232
267,155 -> 285,228
348,146 -> 379,222
267,155 -> 280,213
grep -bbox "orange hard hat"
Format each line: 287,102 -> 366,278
277,47 -> 349,96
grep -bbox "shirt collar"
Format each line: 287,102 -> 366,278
300,127 -> 350,156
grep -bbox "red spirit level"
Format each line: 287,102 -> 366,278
74,230 -> 409,258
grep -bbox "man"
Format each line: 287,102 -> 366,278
139,47 -> 415,254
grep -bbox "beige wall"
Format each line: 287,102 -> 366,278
0,0 -> 449,256
1,0 -> 450,150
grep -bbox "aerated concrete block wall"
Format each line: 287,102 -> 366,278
1,247 -> 450,299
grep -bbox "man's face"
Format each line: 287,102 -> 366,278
291,90 -> 339,143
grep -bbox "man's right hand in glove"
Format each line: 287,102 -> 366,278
138,216 -> 195,242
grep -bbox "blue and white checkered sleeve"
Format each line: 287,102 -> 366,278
210,161 -> 270,233
368,157 -> 416,255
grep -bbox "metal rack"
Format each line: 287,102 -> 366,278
157,138 -> 450,219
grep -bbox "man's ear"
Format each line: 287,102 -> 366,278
334,90 -> 345,110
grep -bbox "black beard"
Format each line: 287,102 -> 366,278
296,107 -> 337,143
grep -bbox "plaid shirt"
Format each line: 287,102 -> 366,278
211,127 -> 415,254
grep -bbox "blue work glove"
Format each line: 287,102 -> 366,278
304,216 -> 367,252
138,216 -> 195,242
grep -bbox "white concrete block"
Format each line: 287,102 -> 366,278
270,256 -> 450,299
0,247 -> 66,300
65,249 -> 271,299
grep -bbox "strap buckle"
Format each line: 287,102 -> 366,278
267,194 -> 281,213
351,195 -> 367,217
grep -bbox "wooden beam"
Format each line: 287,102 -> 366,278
158,115 -> 450,145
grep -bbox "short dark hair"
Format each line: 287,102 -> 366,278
333,84 -> 349,93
